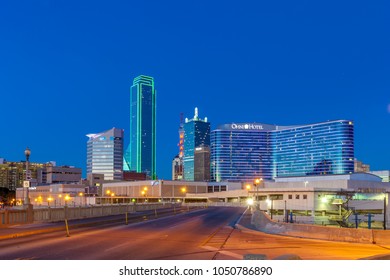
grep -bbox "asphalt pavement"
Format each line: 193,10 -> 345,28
0,206 -> 204,240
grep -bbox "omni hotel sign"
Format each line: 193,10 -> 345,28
231,123 -> 264,130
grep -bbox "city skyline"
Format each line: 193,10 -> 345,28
0,1 -> 389,179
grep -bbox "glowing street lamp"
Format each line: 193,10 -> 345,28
24,147 -> 31,205
254,178 -> 263,204
64,195 -> 70,206
47,197 -> 53,207
246,184 -> 251,198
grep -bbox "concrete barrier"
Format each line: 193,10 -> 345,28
1,203 -> 175,226
251,209 -> 390,245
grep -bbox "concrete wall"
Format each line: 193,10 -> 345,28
1,203 -> 172,226
250,209 -> 390,245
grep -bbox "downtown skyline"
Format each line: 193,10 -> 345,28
0,0 -> 389,179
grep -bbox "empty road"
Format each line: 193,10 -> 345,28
1,206 -> 390,260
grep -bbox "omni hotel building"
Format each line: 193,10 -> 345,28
211,120 -> 354,182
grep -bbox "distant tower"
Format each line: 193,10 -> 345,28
87,128 -> 124,180
172,113 -> 184,180
124,75 -> 157,179
183,108 -> 210,181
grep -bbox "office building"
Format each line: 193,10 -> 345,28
211,120 -> 354,182
172,114 -> 185,180
370,170 -> 390,182
0,159 -> 49,191
194,145 -> 210,181
124,75 -> 157,179
87,127 -> 124,181
183,108 -> 210,181
37,165 -> 82,184
354,159 -> 370,173
172,155 -> 183,180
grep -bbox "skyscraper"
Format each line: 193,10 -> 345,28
87,127 -> 124,181
124,75 -> 157,179
183,108 -> 210,181
211,120 -> 354,182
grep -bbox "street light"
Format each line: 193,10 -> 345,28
24,147 -> 31,205
47,197 -> 53,208
246,184 -> 251,198
79,192 -> 84,206
181,187 -> 186,203
254,178 -> 263,206
65,195 -> 70,206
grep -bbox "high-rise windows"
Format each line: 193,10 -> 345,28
211,120 -> 354,182
87,128 -> 124,181
124,75 -> 156,179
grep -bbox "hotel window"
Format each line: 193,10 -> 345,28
303,194 -> 307,199
288,194 -> 292,199
295,194 -> 300,199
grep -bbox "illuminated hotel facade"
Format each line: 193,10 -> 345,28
124,75 -> 157,179
211,120 -> 354,182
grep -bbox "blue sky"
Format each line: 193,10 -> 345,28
0,0 -> 389,179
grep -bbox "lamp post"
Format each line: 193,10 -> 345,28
246,184 -> 251,198
254,178 -> 262,208
47,197 -> 52,208
111,192 -> 115,204
384,193 -> 387,230
141,187 -> 148,203
24,147 -> 31,205
181,187 -> 186,203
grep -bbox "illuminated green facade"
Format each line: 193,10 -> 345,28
124,75 -> 157,179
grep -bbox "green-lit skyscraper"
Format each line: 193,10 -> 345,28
124,75 -> 157,179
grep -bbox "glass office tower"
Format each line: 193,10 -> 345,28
211,120 -> 354,182
272,120 -> 354,177
87,128 -> 124,180
124,75 -> 157,179
183,108 -> 210,181
211,123 -> 274,182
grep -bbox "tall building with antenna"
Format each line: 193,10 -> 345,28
183,108 -> 211,181
124,75 -> 157,179
172,113 -> 184,180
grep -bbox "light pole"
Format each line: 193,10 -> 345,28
181,187 -> 186,203
111,192 -> 115,204
254,178 -> 262,208
47,197 -> 52,208
141,187 -> 148,203
246,184 -> 251,198
384,193 -> 387,230
24,147 -> 31,205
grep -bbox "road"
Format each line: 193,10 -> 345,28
1,206 -> 390,260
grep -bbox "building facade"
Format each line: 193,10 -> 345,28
87,127 -> 124,181
183,108 -> 210,181
370,171 -> 390,182
211,120 -> 354,182
0,159 -> 72,191
124,75 -> 157,179
38,165 -> 82,185
172,155 -> 183,180
194,145 -> 210,181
